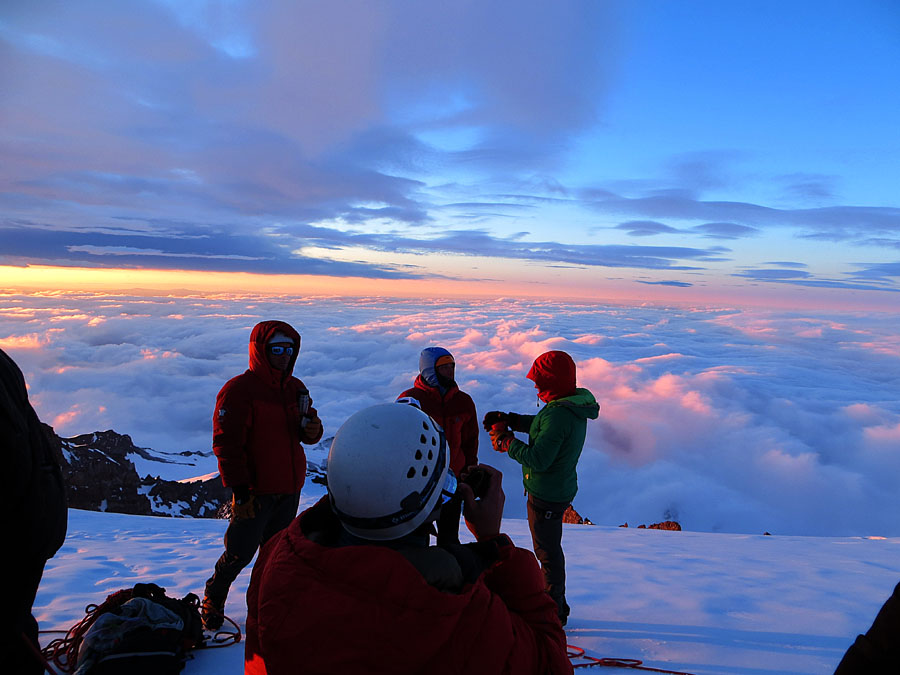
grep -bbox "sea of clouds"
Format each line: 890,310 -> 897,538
2,291 -> 898,537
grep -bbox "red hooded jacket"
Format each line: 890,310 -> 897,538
213,320 -> 323,495
244,498 -> 572,675
527,350 -> 577,403
398,376 -> 478,475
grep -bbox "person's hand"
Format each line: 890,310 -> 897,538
302,416 -> 323,441
489,427 -> 513,453
482,410 -> 509,432
459,464 -> 505,541
231,492 -> 257,520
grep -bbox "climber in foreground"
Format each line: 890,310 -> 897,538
244,402 -> 572,675
484,350 -> 600,626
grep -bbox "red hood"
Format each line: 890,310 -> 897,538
248,320 -> 301,388
527,350 -> 576,403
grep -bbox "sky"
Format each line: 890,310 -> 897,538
35,506 -> 900,673
2,1 -> 900,308
3,291 -> 898,537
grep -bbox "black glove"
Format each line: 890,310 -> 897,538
231,485 -> 257,520
482,411 -> 510,432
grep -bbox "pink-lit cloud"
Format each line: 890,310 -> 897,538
1,290 -> 897,537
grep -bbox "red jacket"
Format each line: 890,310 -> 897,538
399,375 -> 478,475
245,498 -> 572,675
213,320 -> 323,495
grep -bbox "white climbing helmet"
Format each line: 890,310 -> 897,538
327,402 -> 452,541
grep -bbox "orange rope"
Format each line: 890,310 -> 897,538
568,645 -> 697,675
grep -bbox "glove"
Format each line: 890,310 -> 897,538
231,487 -> 257,520
482,411 -> 510,432
301,416 -> 323,442
489,428 -> 513,453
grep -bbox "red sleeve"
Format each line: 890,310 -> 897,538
244,532 -> 283,675
484,544 -> 573,675
212,377 -> 253,487
293,377 -> 324,445
397,387 -> 419,402
460,394 -> 479,468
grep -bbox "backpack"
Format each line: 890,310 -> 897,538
46,583 -> 205,675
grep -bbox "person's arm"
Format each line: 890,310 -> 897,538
461,396 -> 479,467
507,412 -> 533,433
458,464 -> 571,674
483,545 -> 573,674
212,381 -> 253,487
507,407 -> 568,471
244,531 -> 285,675
300,405 -> 323,444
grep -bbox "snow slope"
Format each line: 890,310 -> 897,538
34,495 -> 899,674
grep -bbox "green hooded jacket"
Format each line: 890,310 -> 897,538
506,388 -> 600,503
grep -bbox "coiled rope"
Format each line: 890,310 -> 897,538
568,644 -> 697,674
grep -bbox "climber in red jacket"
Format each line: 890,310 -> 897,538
244,402 -> 572,675
202,320 -> 323,630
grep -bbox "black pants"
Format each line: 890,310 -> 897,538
205,492 -> 300,603
8,557 -> 46,675
436,496 -> 462,547
526,493 -> 571,621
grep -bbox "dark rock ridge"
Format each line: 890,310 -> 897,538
563,505 -> 593,525
619,521 -> 683,531
47,426 -> 331,519
50,427 -> 229,518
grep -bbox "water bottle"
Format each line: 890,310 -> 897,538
297,388 -> 311,427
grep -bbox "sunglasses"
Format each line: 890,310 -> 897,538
268,345 -> 294,356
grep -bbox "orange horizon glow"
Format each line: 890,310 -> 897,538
0,264 -> 896,312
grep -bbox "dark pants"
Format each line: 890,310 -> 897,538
436,496 -> 462,547
526,493 -> 571,621
205,493 -> 300,603
8,558 -> 46,675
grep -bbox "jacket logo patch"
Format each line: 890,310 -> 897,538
218,409 -> 226,417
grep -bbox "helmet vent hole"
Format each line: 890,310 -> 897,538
407,467 -> 415,479
422,466 -> 429,477
415,449 -> 422,460
428,450 -> 433,460
422,421 -> 428,430
420,434 -> 427,444
431,437 -> 436,446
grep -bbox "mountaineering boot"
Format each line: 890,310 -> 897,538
201,595 -> 226,631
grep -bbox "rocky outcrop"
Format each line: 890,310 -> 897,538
51,427 -> 230,518
563,505 -> 593,525
51,426 -> 334,519
619,520 -> 682,531
51,428 -> 153,515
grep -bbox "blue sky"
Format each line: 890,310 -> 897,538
1,0 -> 899,307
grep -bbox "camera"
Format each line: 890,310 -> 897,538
462,466 -> 490,499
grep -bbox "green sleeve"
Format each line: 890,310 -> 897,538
508,412 -> 533,433
507,408 -> 568,471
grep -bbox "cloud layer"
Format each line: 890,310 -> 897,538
3,291 -> 897,536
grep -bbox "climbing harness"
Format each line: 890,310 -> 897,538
568,644 -> 697,674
